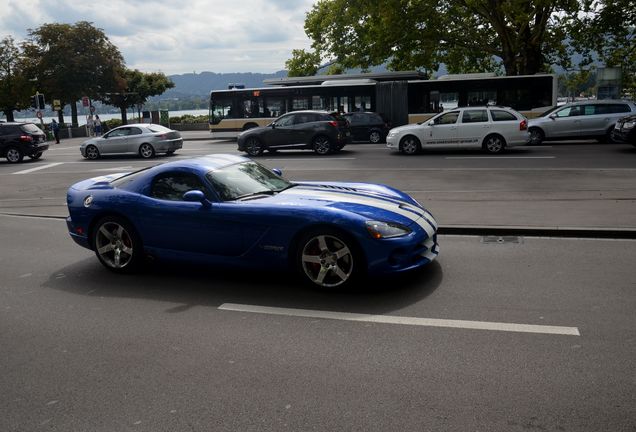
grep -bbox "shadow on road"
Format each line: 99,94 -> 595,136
43,257 -> 443,316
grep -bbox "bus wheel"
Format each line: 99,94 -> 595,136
400,136 -> 421,155
245,138 -> 264,156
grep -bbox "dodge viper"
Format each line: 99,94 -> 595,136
66,154 -> 439,288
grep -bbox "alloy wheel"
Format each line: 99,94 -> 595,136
95,221 -> 135,269
484,136 -> 504,154
245,138 -> 263,156
86,145 -> 99,160
369,131 -> 381,143
139,144 -> 155,158
6,147 -> 23,163
400,136 -> 420,155
313,136 -> 331,155
300,234 -> 353,288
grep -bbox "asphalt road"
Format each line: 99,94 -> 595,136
1,138 -> 636,431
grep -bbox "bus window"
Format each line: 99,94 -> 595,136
467,90 -> 496,106
244,99 -> 264,118
292,97 -> 310,110
265,98 -> 285,117
210,96 -> 234,124
312,96 -> 326,110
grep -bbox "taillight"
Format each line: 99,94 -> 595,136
520,119 -> 528,131
158,133 -> 169,139
19,135 -> 33,142
327,121 -> 338,128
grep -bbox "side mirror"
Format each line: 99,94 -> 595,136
549,114 -> 557,120
428,121 -> 435,126
183,190 -> 210,208
270,123 -> 276,129
272,168 -> 282,176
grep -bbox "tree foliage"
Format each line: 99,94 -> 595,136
285,49 -> 321,77
299,0 -> 580,76
21,21 -> 125,125
0,36 -> 33,121
101,69 -> 174,124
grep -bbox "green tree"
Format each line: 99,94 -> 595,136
573,0 -> 635,95
22,21 -> 125,126
285,49 -> 321,77
299,0 -> 580,76
0,37 -> 33,122
102,69 -> 174,124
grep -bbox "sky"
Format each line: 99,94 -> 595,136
0,0 -> 316,75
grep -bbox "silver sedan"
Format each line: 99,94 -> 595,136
80,123 -> 183,159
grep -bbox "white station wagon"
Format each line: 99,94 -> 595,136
386,106 -> 530,155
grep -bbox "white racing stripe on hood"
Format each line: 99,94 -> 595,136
284,188 -> 436,238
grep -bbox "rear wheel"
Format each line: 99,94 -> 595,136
85,145 -> 100,160
296,229 -> 362,289
244,137 -> 264,156
93,216 -> 143,273
29,152 -> 43,160
139,143 -> 155,159
400,135 -> 421,155
5,147 -> 23,163
369,130 -> 382,143
483,134 -> 506,154
313,135 -> 332,155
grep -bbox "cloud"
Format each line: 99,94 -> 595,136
1,0 -> 315,74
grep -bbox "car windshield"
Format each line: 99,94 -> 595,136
206,161 -> 292,201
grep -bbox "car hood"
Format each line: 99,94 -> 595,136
389,124 -> 423,135
245,182 -> 437,233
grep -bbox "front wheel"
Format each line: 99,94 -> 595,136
139,143 -> 155,159
297,230 -> 362,289
400,136 -> 421,155
6,147 -> 23,163
483,134 -> 506,154
313,135 -> 332,155
93,216 -> 143,273
529,128 -> 544,145
244,137 -> 264,156
85,145 -> 100,160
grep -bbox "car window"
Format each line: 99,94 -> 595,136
128,127 -> 143,135
582,105 -> 597,115
433,111 -> 460,125
20,123 -> 42,133
461,110 -> 489,123
294,114 -> 315,125
107,128 -> 130,138
608,104 -> 631,113
150,172 -> 207,201
275,115 -> 295,127
147,125 -> 172,133
556,106 -> 582,117
491,110 -> 517,121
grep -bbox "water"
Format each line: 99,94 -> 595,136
2,109 -> 209,126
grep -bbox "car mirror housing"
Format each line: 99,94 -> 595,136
272,168 -> 282,176
549,114 -> 557,120
271,123 -> 276,129
428,121 -> 435,126
183,190 -> 210,207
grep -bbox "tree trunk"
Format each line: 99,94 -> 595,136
71,102 -> 78,127
57,107 -> 65,125
120,106 -> 128,125
3,109 -> 15,122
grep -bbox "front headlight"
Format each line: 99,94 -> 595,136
365,220 -> 411,239
623,121 -> 635,129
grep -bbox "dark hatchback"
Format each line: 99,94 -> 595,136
0,122 -> 49,163
342,111 -> 390,143
237,110 -> 350,156
612,114 -> 636,146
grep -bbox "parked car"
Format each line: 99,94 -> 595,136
66,154 -> 438,289
80,123 -> 182,159
237,110 -> 350,156
0,122 -> 48,163
611,114 -> 636,146
386,106 -> 529,155
342,111 -> 390,143
528,100 -> 636,145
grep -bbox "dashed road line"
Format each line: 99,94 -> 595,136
12,162 -> 64,174
445,156 -> 556,159
218,303 -> 580,336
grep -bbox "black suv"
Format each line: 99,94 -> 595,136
342,111 -> 390,143
612,114 -> 636,146
237,110 -> 350,156
0,122 -> 49,163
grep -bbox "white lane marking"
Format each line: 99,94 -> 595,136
265,157 -> 357,161
445,156 -> 556,159
91,166 -> 134,172
218,303 -> 580,336
12,162 -> 64,174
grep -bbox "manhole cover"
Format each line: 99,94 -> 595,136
481,236 -> 523,244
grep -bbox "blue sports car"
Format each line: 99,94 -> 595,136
66,154 -> 439,288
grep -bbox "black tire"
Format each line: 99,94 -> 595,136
313,135 -> 332,155
166,150 -> 175,156
5,147 -> 24,163
92,216 -> 143,273
244,137 -> 264,156
29,152 -> 43,160
139,143 -> 155,159
85,145 -> 100,160
399,135 -> 421,155
296,228 -> 363,289
597,127 -> 615,143
483,134 -> 506,154
529,127 -> 544,145
369,130 -> 382,144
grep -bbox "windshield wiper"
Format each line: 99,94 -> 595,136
235,190 -> 277,200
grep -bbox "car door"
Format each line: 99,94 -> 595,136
293,113 -> 320,145
546,106 -> 583,138
457,109 -> 490,148
123,126 -> 145,154
424,111 -> 460,148
99,127 -> 131,154
266,113 -> 297,148
347,113 -> 367,141
136,171 -> 244,256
